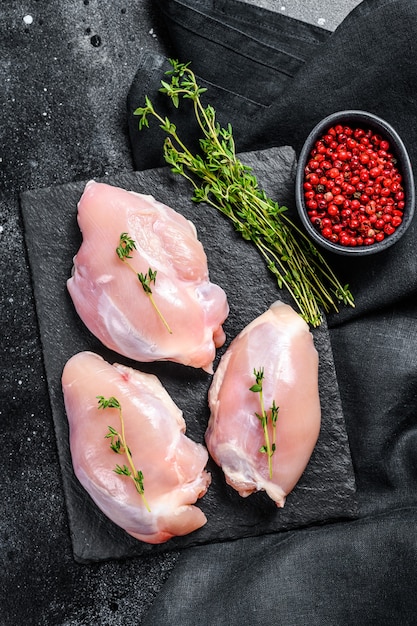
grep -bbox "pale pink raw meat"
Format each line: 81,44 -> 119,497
62,351 -> 211,544
67,181 -> 229,372
205,301 -> 321,507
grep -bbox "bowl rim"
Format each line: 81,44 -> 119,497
295,109 -> 415,256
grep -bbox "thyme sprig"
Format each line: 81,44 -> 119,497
96,395 -> 150,512
116,232 -> 172,334
133,59 -> 354,326
249,368 -> 279,479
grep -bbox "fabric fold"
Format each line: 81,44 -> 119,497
127,0 -> 330,170
142,508 -> 417,625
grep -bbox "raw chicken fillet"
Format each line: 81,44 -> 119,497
67,181 -> 229,372
62,351 -> 211,544
205,301 -> 321,507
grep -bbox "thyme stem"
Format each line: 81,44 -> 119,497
96,395 -> 151,512
249,368 -> 278,479
134,59 -> 355,326
116,233 -> 172,334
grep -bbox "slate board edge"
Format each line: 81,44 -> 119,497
20,147 -> 358,563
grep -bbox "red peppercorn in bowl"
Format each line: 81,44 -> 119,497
295,111 -> 415,255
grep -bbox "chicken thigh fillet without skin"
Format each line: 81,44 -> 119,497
62,351 -> 211,544
206,301 -> 321,507
67,181 -> 229,372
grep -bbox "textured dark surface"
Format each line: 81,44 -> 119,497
1,2 -> 180,624
7,0 -> 417,624
21,146 -> 357,563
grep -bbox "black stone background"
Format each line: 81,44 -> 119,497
1,2 -> 181,624
0,2 -> 358,624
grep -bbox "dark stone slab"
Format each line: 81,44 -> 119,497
20,145 -> 357,563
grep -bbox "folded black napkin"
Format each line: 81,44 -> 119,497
124,1 -> 417,624
21,146 -> 356,564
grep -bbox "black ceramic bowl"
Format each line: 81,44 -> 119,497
295,110 -> 415,255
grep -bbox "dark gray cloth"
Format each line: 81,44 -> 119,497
125,1 -> 417,624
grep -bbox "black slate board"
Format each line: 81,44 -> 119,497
20,146 -> 358,563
